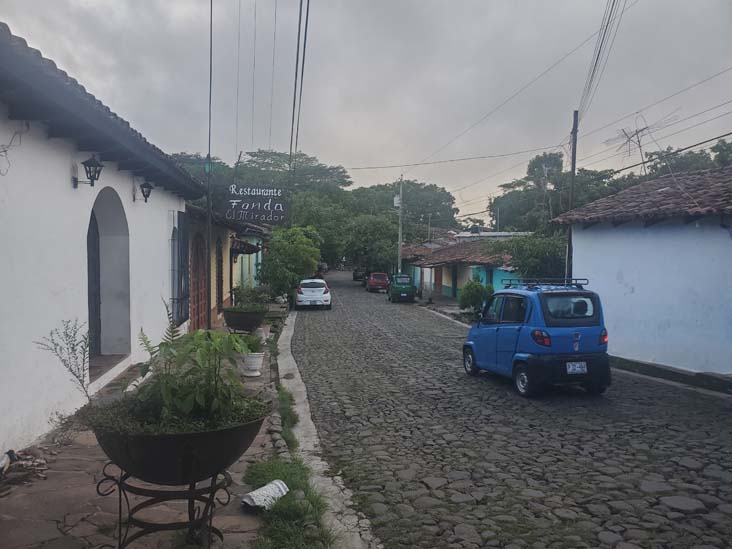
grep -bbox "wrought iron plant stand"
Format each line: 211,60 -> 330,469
96,462 -> 232,548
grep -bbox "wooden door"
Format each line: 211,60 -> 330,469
434,267 -> 442,292
190,234 -> 207,331
87,212 -> 101,356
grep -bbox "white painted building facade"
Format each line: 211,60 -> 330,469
557,167 -> 732,375
0,24 -> 202,452
574,218 -> 732,374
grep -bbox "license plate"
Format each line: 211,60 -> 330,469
400,293 -> 407,297
566,362 -> 587,374
309,301 -> 317,305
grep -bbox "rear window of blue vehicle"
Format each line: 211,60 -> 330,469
394,276 -> 411,284
539,292 -> 601,327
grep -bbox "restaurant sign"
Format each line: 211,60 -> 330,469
218,184 -> 289,225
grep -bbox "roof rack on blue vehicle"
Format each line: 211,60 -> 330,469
501,278 -> 589,289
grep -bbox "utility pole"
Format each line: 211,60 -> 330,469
397,175 -> 403,273
427,213 -> 432,242
565,109 -> 579,281
206,0 -> 214,330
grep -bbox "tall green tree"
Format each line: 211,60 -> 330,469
344,214 -> 398,271
258,226 -> 321,295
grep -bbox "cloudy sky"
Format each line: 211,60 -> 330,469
2,0 -> 731,218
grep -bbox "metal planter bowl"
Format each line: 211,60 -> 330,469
95,416 -> 266,486
223,308 -> 267,333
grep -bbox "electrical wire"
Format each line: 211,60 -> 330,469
578,98 -> 732,164
582,130 -> 732,179
268,0 -> 278,150
579,108 -> 732,168
348,144 -> 561,170
400,0 -> 640,175
580,0 -> 627,118
251,0 -> 258,149
294,0 -> 311,156
288,0 -> 304,169
234,0 -> 243,162
582,65 -> 732,140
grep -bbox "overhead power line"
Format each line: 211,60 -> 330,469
400,0 -> 640,174
288,0 -> 305,168
251,0 -> 258,149
578,0 -> 627,119
455,208 -> 490,219
582,64 -> 732,140
268,0 -> 278,149
349,144 -> 559,170
579,109 -> 732,169
585,129 -> 732,178
234,0 -> 243,162
294,0 -> 311,156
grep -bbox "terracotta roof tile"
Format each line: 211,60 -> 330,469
415,240 -> 510,268
553,166 -> 732,224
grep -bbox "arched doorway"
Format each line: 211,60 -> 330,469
87,187 -> 131,379
190,234 -> 207,330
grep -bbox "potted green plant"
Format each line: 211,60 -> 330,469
239,334 -> 265,378
41,308 -> 270,486
223,286 -> 270,333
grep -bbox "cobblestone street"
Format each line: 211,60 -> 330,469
291,272 -> 732,549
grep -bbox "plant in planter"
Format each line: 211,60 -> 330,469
70,306 -> 271,486
223,285 -> 270,333
239,334 -> 265,378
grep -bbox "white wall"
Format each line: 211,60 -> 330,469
0,106 -> 186,451
573,219 -> 732,374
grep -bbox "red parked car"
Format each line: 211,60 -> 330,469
365,272 -> 390,293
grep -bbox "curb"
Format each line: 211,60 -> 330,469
277,312 -> 383,549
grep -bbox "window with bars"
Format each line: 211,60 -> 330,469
169,212 -> 189,326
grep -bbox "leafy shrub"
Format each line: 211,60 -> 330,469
459,279 -> 494,313
78,306 -> 269,436
234,285 -> 270,305
242,333 -> 264,353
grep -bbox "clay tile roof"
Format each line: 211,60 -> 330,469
417,240 -> 510,268
401,244 -> 433,261
0,22 -> 203,199
553,166 -> 732,225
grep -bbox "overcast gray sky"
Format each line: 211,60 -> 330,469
2,0 -> 732,218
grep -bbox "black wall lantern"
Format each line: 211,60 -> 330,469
72,155 -> 104,188
140,181 -> 153,203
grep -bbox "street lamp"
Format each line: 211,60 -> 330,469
140,181 -> 153,203
72,155 -> 104,188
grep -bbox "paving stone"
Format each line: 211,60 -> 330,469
422,477 -> 448,490
453,523 -> 481,543
639,480 -> 673,494
659,496 -> 706,513
598,530 -> 624,545
290,273 -> 732,549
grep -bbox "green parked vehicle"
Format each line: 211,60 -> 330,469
388,274 -> 417,303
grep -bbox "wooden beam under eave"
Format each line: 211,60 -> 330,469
612,219 -> 630,227
117,159 -> 148,171
684,215 -> 702,224
643,218 -> 662,228
582,221 -> 600,230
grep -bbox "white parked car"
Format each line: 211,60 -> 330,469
295,279 -> 332,310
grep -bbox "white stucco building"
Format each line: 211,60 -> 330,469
0,23 -> 203,452
555,167 -> 732,375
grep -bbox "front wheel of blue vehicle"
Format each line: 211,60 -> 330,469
463,349 -> 479,376
513,363 -> 539,397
